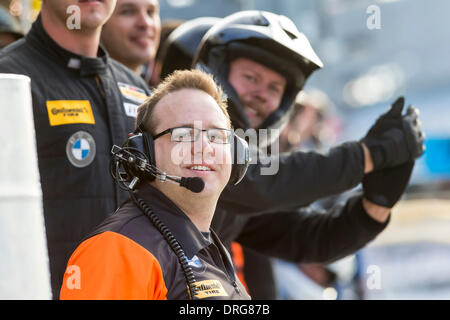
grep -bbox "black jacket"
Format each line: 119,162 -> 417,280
60,184 -> 250,300
235,195 -> 389,264
218,142 -> 365,215
0,16 -> 151,298
212,142 -> 371,248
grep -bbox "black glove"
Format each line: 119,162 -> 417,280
363,161 -> 415,208
361,96 -> 425,170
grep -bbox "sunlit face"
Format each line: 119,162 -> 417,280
228,57 -> 287,129
101,0 -> 161,69
42,0 -> 117,30
151,88 -> 232,199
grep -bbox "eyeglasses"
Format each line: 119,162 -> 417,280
153,127 -> 233,144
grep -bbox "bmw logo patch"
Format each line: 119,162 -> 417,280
66,131 -> 96,168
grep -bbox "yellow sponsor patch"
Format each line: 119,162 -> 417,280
193,280 -> 228,299
46,100 -> 95,126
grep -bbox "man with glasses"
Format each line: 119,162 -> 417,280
60,69 -> 250,300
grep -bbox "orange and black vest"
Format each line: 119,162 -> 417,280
60,184 -> 250,300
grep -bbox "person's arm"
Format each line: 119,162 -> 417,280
362,143 -> 374,174
220,141 -> 366,214
235,194 -> 390,264
234,150 -> 414,264
219,97 -> 424,216
362,198 -> 390,223
60,231 -> 168,300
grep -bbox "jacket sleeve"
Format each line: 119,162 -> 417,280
59,231 -> 168,300
235,194 -> 389,264
219,141 -> 365,215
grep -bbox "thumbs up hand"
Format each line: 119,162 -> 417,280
361,96 -> 425,171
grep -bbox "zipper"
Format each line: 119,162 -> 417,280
95,76 -> 106,98
232,281 -> 241,295
209,244 -> 242,296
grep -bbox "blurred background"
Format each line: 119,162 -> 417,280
2,0 -> 450,299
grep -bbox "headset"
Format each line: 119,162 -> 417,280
110,124 -> 250,299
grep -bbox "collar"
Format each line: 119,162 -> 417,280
135,183 -> 212,259
26,14 -> 109,76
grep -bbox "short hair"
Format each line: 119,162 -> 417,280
136,69 -> 231,134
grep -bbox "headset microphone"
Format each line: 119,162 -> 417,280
110,144 -> 205,193
180,177 -> 205,193
149,166 -> 205,193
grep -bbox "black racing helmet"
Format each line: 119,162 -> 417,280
159,17 -> 220,81
193,10 -> 323,138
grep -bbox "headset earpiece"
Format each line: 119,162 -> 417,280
133,125 -> 156,167
123,130 -> 156,183
140,131 -> 157,168
230,134 -> 250,185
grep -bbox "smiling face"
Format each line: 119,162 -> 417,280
150,88 -> 232,200
101,0 -> 161,71
228,57 -> 287,129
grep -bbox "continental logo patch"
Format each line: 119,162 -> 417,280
193,280 -> 228,299
46,100 -> 95,126
118,82 -> 148,104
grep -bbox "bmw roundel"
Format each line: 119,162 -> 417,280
66,131 -> 96,168
187,255 -> 207,274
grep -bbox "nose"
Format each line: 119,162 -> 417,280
192,131 -> 215,164
251,85 -> 269,104
136,10 -> 155,29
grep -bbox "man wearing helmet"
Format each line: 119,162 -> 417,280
160,14 -> 397,207
158,11 -> 425,299
191,10 -> 421,232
